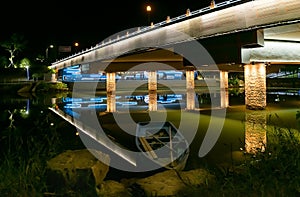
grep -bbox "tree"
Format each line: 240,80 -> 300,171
19,58 -> 31,69
0,56 -> 9,68
0,33 -> 28,68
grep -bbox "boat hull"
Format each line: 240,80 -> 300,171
136,121 -> 190,171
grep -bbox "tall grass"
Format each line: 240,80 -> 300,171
0,108 -> 63,196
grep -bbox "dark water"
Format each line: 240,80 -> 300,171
1,89 -> 300,180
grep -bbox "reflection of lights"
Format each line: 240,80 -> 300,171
64,103 -> 81,108
245,111 -> 267,154
19,100 -> 30,117
48,107 -> 136,166
26,99 -> 29,114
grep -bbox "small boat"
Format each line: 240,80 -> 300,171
136,121 -> 190,171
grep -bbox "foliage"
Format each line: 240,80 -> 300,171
48,68 -> 57,74
0,107 -> 64,196
0,33 -> 49,77
19,58 -> 31,69
0,56 -> 9,68
35,82 -> 68,92
228,76 -> 241,87
0,33 -> 28,68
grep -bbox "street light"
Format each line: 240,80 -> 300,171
45,45 -> 54,59
210,0 -> 215,9
146,5 -> 151,25
74,42 -> 79,53
25,65 -> 30,80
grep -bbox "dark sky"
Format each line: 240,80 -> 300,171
0,0 -> 217,54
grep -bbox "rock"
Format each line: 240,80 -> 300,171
46,149 -> 110,195
96,180 -> 132,197
131,169 -> 215,196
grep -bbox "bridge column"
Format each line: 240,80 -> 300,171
148,71 -> 157,111
185,67 -> 195,110
220,70 -> 229,108
106,72 -> 116,112
244,63 -> 266,110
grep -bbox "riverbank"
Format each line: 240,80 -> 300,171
0,81 -> 69,94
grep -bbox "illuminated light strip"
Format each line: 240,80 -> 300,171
48,107 -> 137,166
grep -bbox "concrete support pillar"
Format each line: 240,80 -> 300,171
106,72 -> 116,112
244,63 -> 266,110
220,71 -> 229,108
185,68 -> 195,110
245,111 -> 267,153
51,73 -> 57,82
148,71 -> 157,111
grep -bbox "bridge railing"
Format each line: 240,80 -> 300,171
52,0 -> 246,65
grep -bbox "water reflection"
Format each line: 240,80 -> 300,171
245,111 -> 267,153
57,93 -> 187,113
1,88 -> 299,172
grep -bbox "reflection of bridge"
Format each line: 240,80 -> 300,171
50,0 -> 300,111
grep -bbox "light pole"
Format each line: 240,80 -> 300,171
146,5 -> 151,25
74,42 -> 79,53
25,65 -> 30,80
210,0 -> 215,9
45,45 -> 54,59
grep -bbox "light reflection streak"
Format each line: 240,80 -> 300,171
48,107 -> 137,166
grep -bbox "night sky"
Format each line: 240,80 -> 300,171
0,0 -> 218,54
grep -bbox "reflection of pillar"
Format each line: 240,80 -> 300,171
186,68 -> 195,110
244,63 -> 266,110
148,71 -> 157,111
245,111 -> 267,154
220,71 -> 229,108
106,72 -> 116,112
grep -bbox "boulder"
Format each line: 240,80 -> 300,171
130,169 -> 215,196
46,149 -> 110,195
96,180 -> 132,197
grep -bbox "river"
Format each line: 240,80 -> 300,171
0,88 -> 299,180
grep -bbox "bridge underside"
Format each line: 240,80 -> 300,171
89,48 -> 184,72
94,23 -> 300,73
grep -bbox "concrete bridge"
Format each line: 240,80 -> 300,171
50,0 -> 300,111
